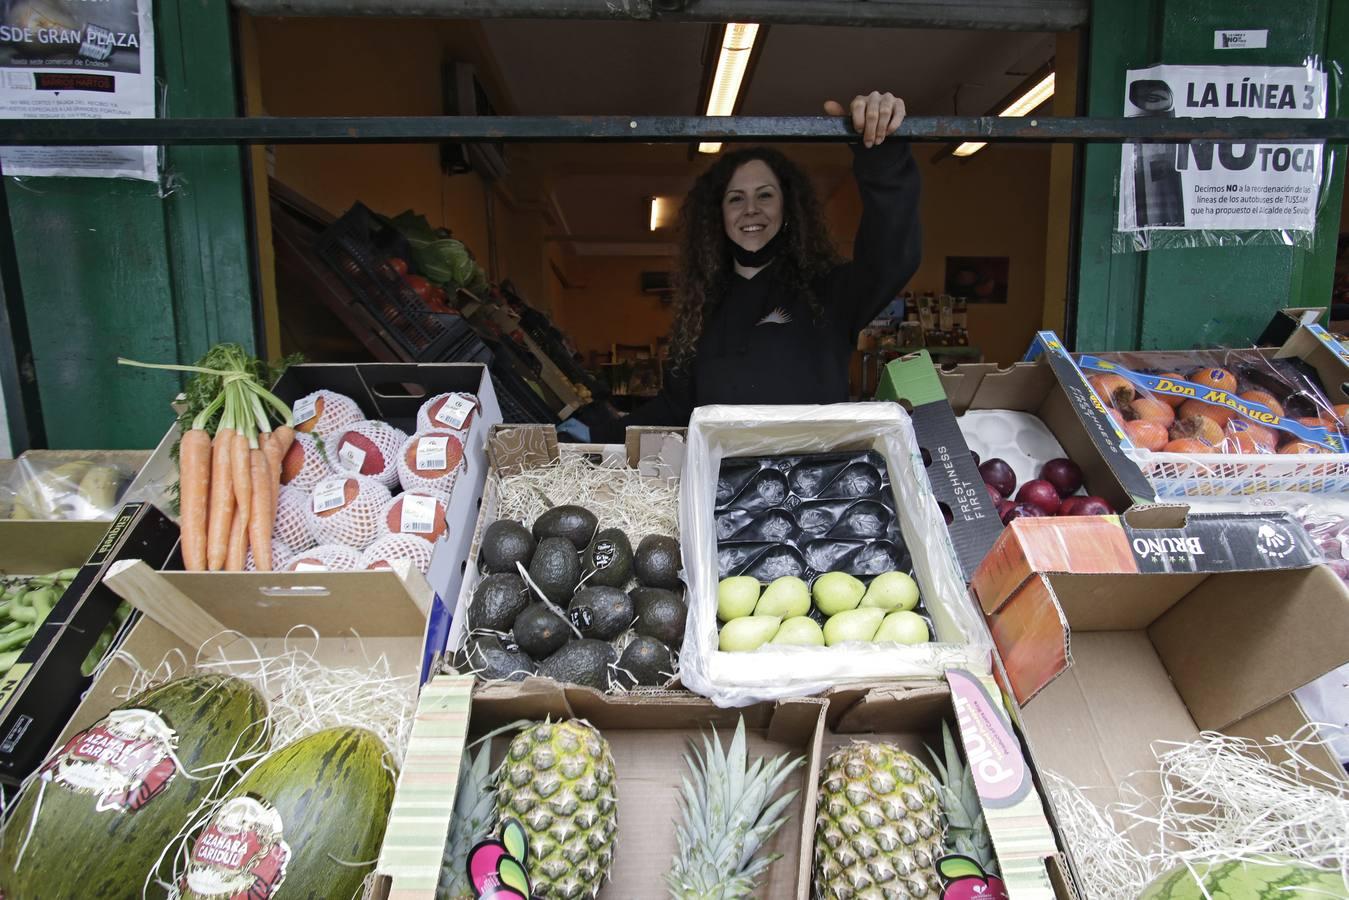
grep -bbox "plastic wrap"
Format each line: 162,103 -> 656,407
397,430 -> 466,496
0,455 -> 140,521
331,420 -> 408,488
680,403 -> 992,707
303,475 -> 392,550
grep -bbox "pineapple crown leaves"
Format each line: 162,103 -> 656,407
441,742 -> 500,899
925,721 -> 999,877
666,717 -> 805,900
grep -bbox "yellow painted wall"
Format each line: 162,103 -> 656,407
551,255 -> 676,359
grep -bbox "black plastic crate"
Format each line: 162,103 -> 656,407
314,203 -> 464,362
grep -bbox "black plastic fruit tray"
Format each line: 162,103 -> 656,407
715,450 -> 911,584
314,203 -> 463,362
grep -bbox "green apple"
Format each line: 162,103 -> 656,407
822,607 -> 884,646
874,610 -> 931,645
812,571 -> 866,616
860,571 -> 920,612
718,615 -> 781,652
755,575 -> 811,618
717,576 -> 761,622
770,616 -> 825,646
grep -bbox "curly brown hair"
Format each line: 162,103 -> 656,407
668,147 -> 839,369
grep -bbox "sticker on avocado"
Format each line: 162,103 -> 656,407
181,796 -> 291,899
591,540 -> 617,569
41,708 -> 178,813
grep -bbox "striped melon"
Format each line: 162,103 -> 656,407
1140,857 -> 1349,899
0,675 -> 270,900
177,726 -> 396,899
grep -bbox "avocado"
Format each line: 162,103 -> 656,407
614,636 -> 674,688
458,634 -> 535,682
481,520 -> 536,574
468,573 -> 530,632
583,527 -> 634,588
634,534 -> 681,589
533,505 -> 599,551
512,602 -> 572,659
528,537 -> 581,604
632,587 -> 688,649
537,639 -> 616,690
568,586 -> 635,641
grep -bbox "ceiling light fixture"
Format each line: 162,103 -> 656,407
698,22 -> 759,154
649,196 -> 662,232
952,71 -> 1056,158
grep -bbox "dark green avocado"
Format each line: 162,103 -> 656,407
631,586 -> 687,650
634,534 -> 681,589
458,634 -> 535,682
532,505 -> 599,551
536,639 -> 616,690
614,636 -> 674,688
528,536 -> 581,604
583,528 -> 634,588
568,585 -> 634,640
480,520 -> 537,574
468,573 -> 530,632
512,602 -> 572,660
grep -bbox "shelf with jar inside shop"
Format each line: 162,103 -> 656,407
855,292 -> 982,396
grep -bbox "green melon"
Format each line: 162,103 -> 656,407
1140,857 -> 1349,899
177,726 -> 396,899
0,674 -> 270,900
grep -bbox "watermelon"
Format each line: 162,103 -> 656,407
1140,857 -> 1349,899
177,726 -> 396,899
0,675 -> 270,899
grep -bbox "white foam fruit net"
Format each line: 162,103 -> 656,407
246,539 -> 293,573
331,419 -> 408,489
415,391 -> 479,438
291,389 -> 364,443
283,544 -> 362,572
273,485 -> 316,554
359,533 -> 435,573
377,490 -> 449,544
279,430 -> 334,491
303,475 -> 391,550
397,430 -> 465,496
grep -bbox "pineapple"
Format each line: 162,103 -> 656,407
814,742 -> 945,899
496,720 -> 618,899
666,717 -> 805,899
438,743 -> 498,900
926,722 -> 998,878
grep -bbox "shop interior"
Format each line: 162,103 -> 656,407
243,17 -> 1077,414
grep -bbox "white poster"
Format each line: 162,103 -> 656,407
1118,64 -> 1326,234
0,0 -> 156,181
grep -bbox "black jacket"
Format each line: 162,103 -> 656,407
594,140 -> 920,441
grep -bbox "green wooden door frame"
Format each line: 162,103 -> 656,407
1074,0 -> 1347,352
5,0 -> 256,452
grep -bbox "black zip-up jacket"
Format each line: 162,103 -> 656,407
593,140 -> 920,442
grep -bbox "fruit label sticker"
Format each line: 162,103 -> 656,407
417,435 -> 450,471
291,395 -> 318,427
338,441 -> 366,474
591,540 -> 617,570
946,669 -> 1031,809
311,478 -> 348,514
291,562 -> 328,573
182,796 -> 291,900
434,394 -> 476,430
464,819 -> 534,900
568,607 -> 594,632
400,494 -> 439,534
40,708 -> 178,813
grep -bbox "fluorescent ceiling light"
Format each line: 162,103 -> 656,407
699,22 -> 759,154
954,71 -> 1055,159
649,196 -> 661,232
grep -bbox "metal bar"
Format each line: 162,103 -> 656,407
230,0 -> 1089,32
0,159 -> 47,452
0,115 -> 1346,145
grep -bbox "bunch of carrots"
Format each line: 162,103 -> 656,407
121,344 -> 296,571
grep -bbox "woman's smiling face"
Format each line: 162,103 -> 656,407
722,159 -> 783,252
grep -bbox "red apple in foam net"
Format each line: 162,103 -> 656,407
978,459 -> 1016,498
1039,458 -> 1083,498
336,430 -> 385,477
1060,496 -> 1112,516
1015,480 -> 1061,515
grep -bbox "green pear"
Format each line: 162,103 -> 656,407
860,571 -> 921,612
812,571 -> 866,616
770,616 -> 825,646
755,576 -> 810,618
717,576 -> 761,622
822,607 -> 884,646
718,615 -> 781,652
874,610 -> 931,645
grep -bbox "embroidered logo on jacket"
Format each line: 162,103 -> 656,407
756,307 -> 793,326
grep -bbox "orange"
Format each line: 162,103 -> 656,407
1296,416 -> 1339,431
1088,373 -> 1134,408
1279,440 -> 1329,454
1164,438 -> 1215,454
1171,415 -> 1225,447
1222,420 -> 1277,453
1179,399 -> 1235,428
1125,396 -> 1175,427
1124,419 -> 1168,451
1154,373 -> 1188,407
1238,390 -> 1284,417
1189,367 -> 1237,393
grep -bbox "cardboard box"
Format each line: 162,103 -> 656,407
446,423 -> 685,659
875,350 -> 1005,580
970,514 -> 1349,897
372,676 -> 824,900
131,362 -> 502,677
0,502 -> 179,785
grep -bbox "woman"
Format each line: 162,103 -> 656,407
584,91 -> 919,442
